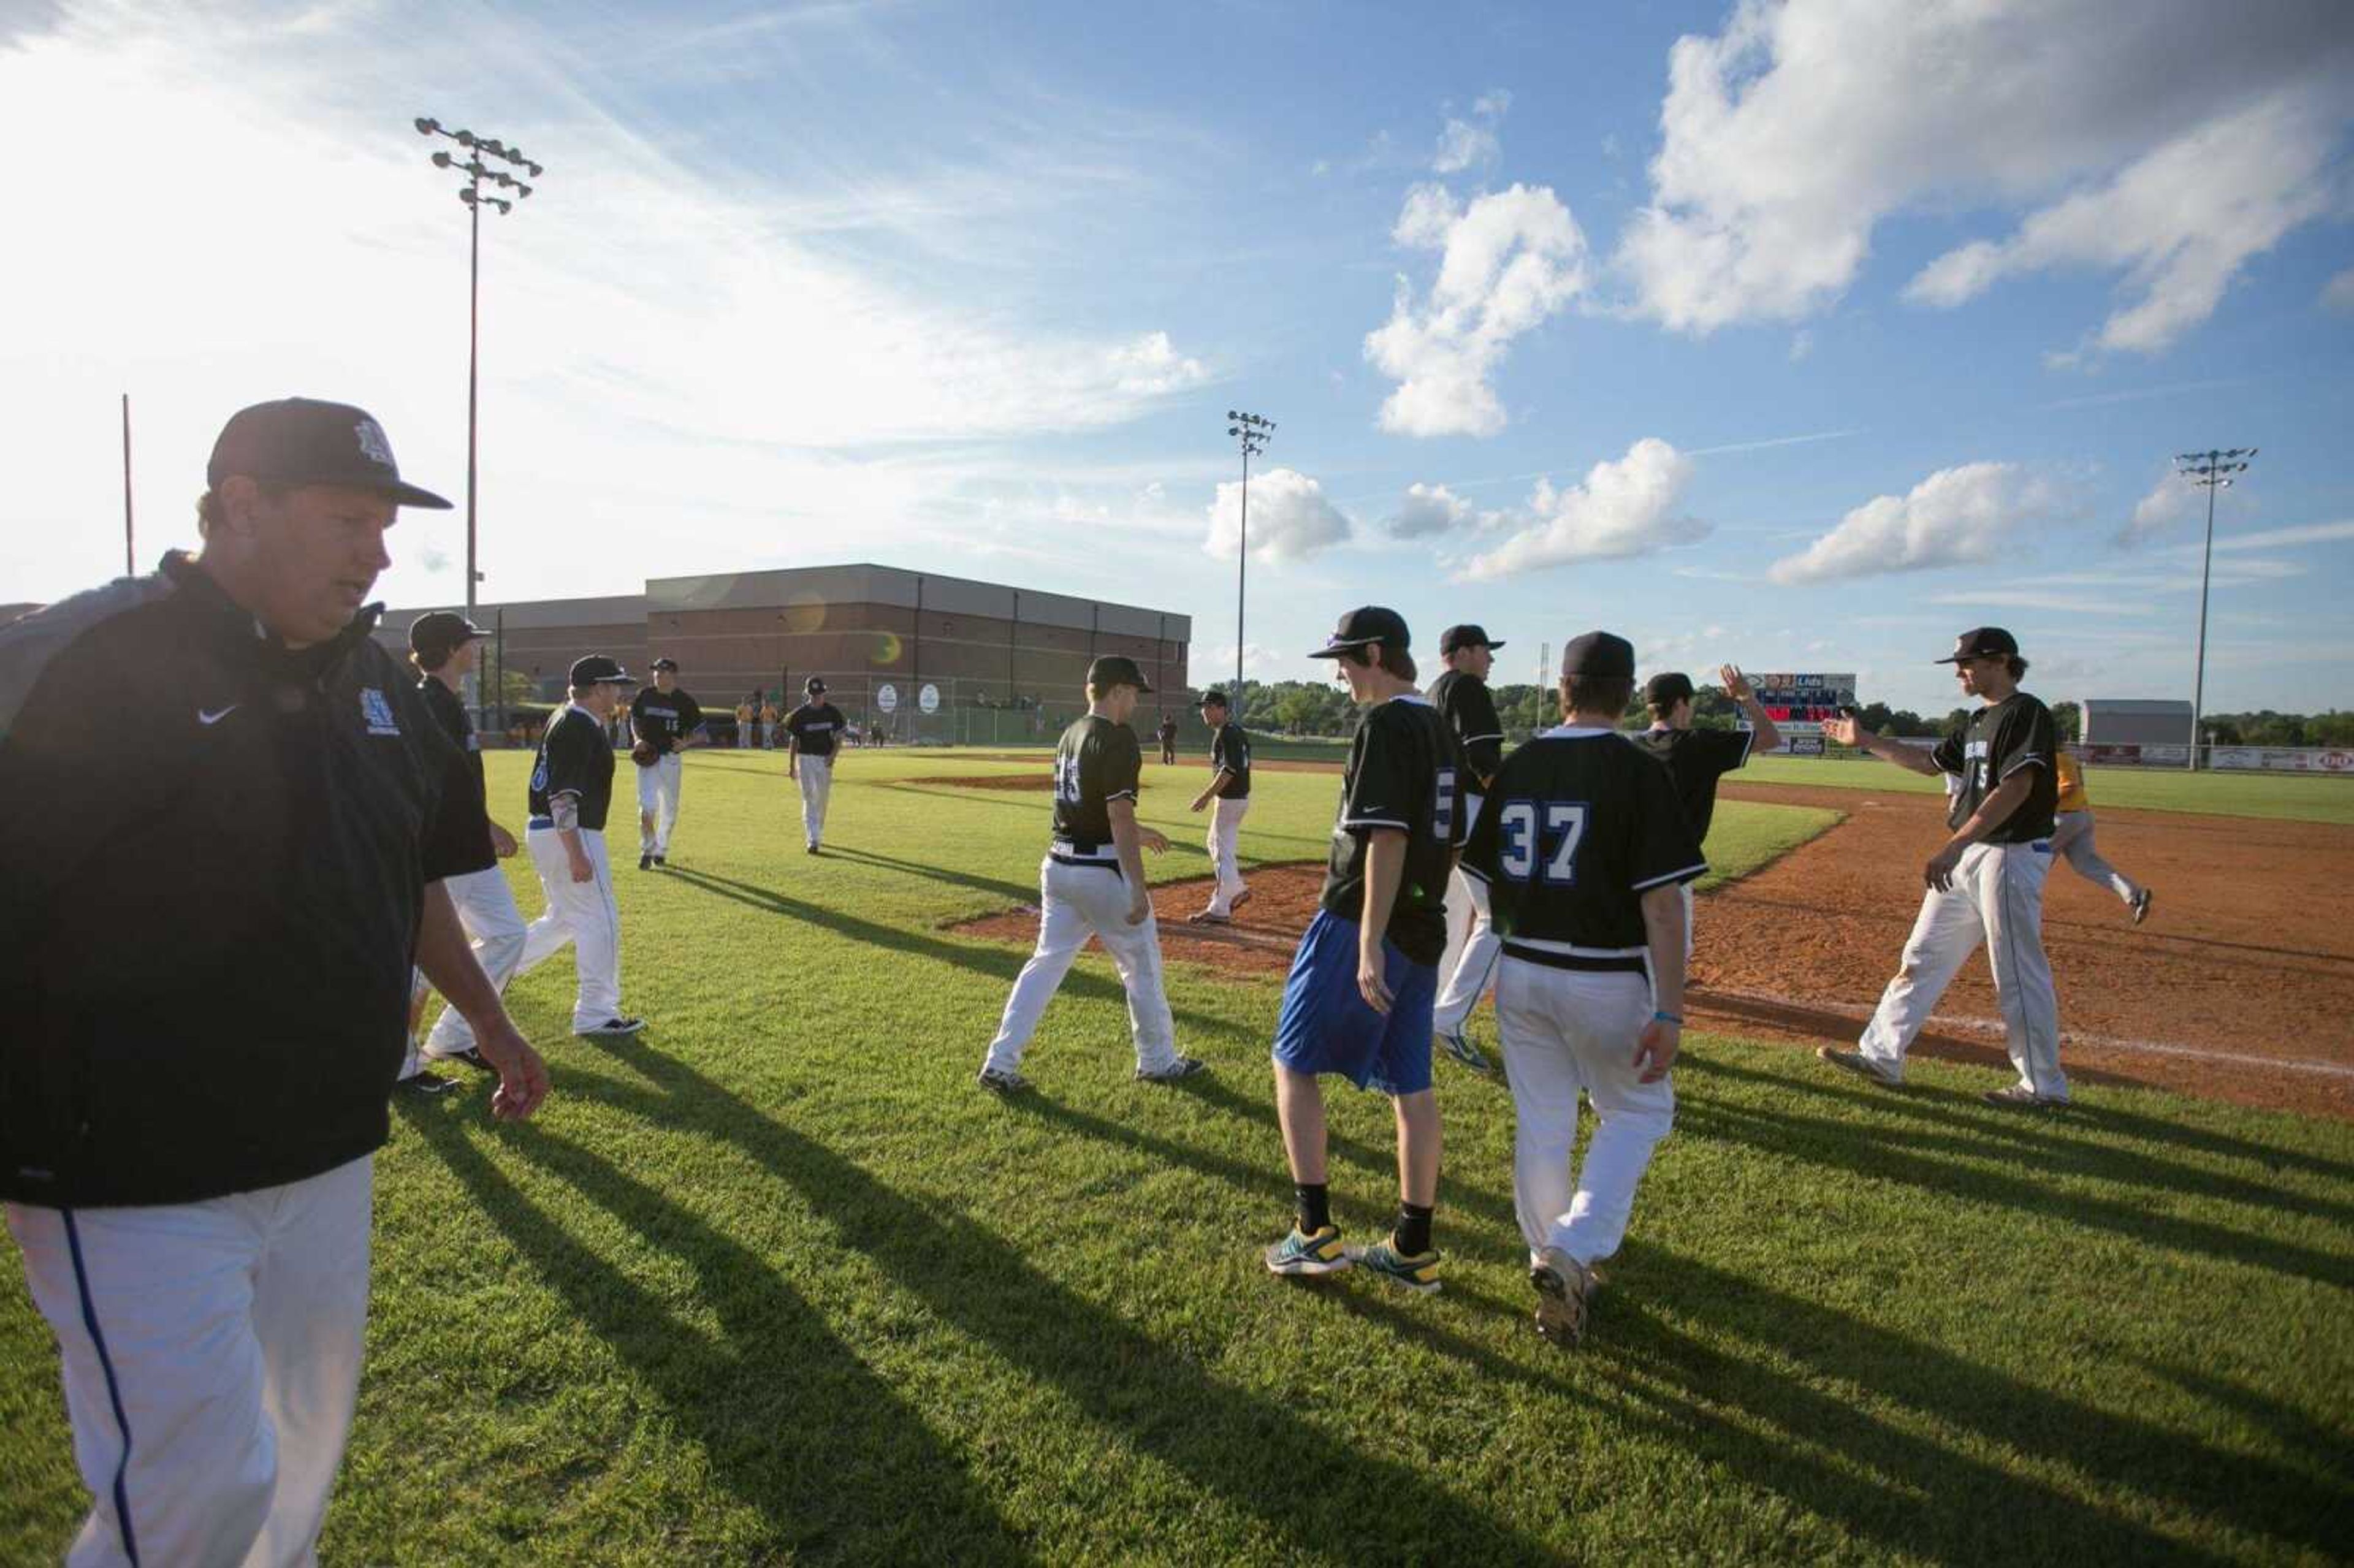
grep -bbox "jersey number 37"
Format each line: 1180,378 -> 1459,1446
1497,800 -> 1588,885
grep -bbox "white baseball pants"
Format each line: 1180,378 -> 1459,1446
1494,960 -> 1670,1269
6,1155 -> 373,1568
983,856 -> 1181,1076
417,864 -> 530,1059
1432,867 -> 1499,1034
1205,797 -> 1249,915
2049,810 -> 2142,907
1857,840 -> 2066,1098
797,756 -> 832,849
517,826 -> 624,1032
635,753 -> 683,856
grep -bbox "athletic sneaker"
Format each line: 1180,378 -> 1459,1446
1354,1236 -> 1443,1293
638,853 -> 653,871
1185,910 -> 1230,926
1230,889 -> 1254,911
977,1065 -> 1029,1094
2130,888 -> 2153,926
394,1069 -> 461,1096
1263,1224 -> 1351,1277
428,1047 -> 497,1075
653,854 -> 667,868
807,844 -> 821,856
1817,1046 -> 1902,1089
579,1016 -> 647,1038
1436,1025 -> 1495,1077
1136,1056 -> 1209,1083
1531,1246 -> 1594,1347
1981,1084 -> 2067,1110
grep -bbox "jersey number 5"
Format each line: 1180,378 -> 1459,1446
1498,800 -> 1588,885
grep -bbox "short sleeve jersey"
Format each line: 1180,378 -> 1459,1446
530,706 -> 616,831
630,685 -> 703,752
1211,721 -> 1252,799
1629,725 -> 1754,843
1930,692 -> 2058,842
2054,750 -> 2088,813
1319,696 -> 1468,965
417,674 -> 486,805
1461,728 -> 1707,952
786,701 -> 847,758
1052,714 -> 1142,851
1427,669 -> 1505,782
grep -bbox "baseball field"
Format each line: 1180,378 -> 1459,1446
5,748 -> 2350,1564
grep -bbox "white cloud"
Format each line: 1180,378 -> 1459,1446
1433,89 -> 1511,173
1769,463 -> 2067,584
1365,183 -> 1590,438
2201,519 -> 2354,553
1203,468 -> 1352,563
1617,1 -> 2354,348
1107,331 -> 1211,397
2324,267 -> 2354,315
1457,438 -> 1706,579
1387,482 -> 1472,539
2118,473 -> 2203,548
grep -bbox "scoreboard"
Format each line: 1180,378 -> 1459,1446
1749,672 -> 1856,735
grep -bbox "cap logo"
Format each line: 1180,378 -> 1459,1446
354,417 -> 395,468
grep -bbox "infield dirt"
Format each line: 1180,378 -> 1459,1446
945,774 -> 2354,1121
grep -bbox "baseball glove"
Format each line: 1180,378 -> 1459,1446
631,740 -> 661,767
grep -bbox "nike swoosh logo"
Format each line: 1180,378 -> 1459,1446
199,705 -> 239,725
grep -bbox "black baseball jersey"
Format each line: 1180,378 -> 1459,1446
1427,669 -> 1505,783
1461,727 -> 1707,952
630,685 -> 703,752
1319,695 -> 1469,966
1932,692 -> 2057,843
1210,720 -> 1252,799
530,706 -> 615,831
417,673 -> 486,803
785,701 -> 847,759
1631,725 -> 1754,843
1051,714 -> 1142,856
1157,717 -> 1177,740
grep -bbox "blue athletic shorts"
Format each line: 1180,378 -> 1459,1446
1271,908 -> 1437,1096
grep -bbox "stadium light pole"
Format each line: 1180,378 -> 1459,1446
2173,446 -> 2256,772
1225,411 -> 1273,721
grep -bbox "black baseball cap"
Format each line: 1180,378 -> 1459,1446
1308,606 -> 1411,658
1198,688 -> 1230,708
804,675 -> 827,694
1561,631 -> 1636,678
569,654 -> 632,687
652,657 -> 680,672
1934,627 -> 2020,663
207,398 -> 452,509
1440,624 -> 1505,655
408,610 -> 486,666
1086,655 -> 1152,693
1644,671 -> 1695,709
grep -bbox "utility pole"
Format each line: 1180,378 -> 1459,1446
2173,447 -> 2256,771
120,394 -> 134,577
1225,411 -> 1274,723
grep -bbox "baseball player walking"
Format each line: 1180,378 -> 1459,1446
1823,628 -> 2068,1107
978,656 -> 1206,1090
1186,688 -> 1252,924
1157,712 -> 1179,766
785,676 -> 847,854
1264,608 -> 1469,1293
2,397 -> 549,1568
1631,665 -> 1780,951
1428,623 -> 1507,1076
1460,632 -> 1705,1345
629,657 -> 705,870
2052,747 -> 2154,923
402,610 -> 533,1085
514,655 -> 646,1038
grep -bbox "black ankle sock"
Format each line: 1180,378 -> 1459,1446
1295,1183 -> 1330,1235
1394,1201 -> 1434,1256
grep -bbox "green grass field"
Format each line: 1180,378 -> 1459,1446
5,749 -> 2349,1564
1735,754 -> 2354,824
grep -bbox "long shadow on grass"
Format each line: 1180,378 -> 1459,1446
558,1045 -> 1564,1564
403,1103 -> 1035,1564
1591,1244 -> 2347,1562
818,845 -> 1037,904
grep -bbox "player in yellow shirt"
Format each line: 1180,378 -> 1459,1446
2051,748 -> 2152,924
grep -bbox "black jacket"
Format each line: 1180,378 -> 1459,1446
0,555 -> 492,1206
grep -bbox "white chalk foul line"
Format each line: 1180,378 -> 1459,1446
1691,986 -> 2354,1081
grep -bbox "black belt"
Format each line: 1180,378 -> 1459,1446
1050,852 -> 1121,872
527,816 -> 553,830
1502,943 -> 1647,974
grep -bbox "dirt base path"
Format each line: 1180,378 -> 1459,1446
945,775 -> 2354,1121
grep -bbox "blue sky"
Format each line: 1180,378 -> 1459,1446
4,0 -> 2350,717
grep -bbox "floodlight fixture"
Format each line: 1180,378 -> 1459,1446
1225,409 -> 1276,721
2171,445 -> 2261,771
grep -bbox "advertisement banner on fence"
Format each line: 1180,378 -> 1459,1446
1784,736 -> 1826,756
2211,747 -> 2354,773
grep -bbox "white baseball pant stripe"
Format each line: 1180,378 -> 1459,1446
797,756 -> 832,848
1206,796 -> 1249,915
636,753 -> 684,856
517,826 -> 624,1032
1493,959 -> 1670,1269
1858,840 -> 2066,1098
2049,810 -> 2142,907
6,1154 -> 373,1568
984,856 -> 1179,1076
418,863 -> 531,1059
1432,866 -> 1499,1034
